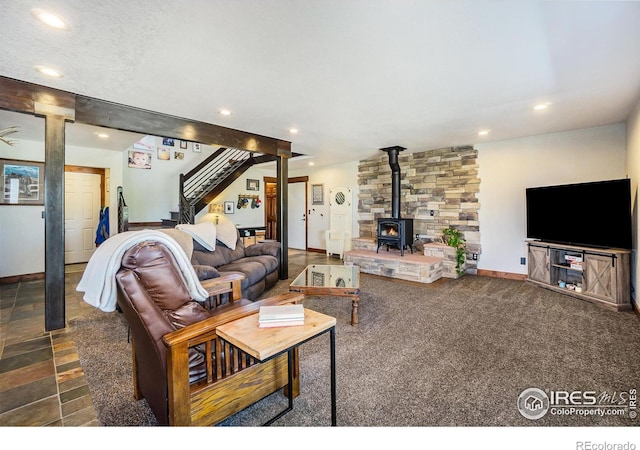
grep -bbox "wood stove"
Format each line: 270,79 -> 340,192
376,146 -> 414,256
377,217 -> 413,256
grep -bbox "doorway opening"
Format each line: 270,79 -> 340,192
264,176 -> 308,249
64,165 -> 107,264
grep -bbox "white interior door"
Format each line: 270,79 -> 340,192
288,182 -> 307,250
326,187 -> 353,257
65,172 -> 101,264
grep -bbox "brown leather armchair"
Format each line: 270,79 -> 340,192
115,240 -> 301,426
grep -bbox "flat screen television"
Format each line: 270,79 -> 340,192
526,178 -> 632,250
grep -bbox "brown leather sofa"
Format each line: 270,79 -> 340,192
115,240 -> 301,426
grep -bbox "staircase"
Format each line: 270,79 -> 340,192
172,147 -> 276,225
161,211 -> 179,228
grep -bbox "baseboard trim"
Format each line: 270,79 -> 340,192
305,247 -> 326,254
477,269 -> 527,281
129,221 -> 163,228
0,272 -> 45,285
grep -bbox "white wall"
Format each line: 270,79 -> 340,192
0,136 -> 124,278
625,96 -> 640,303
194,160 -> 361,250
194,165 -> 276,228
123,138 -> 223,222
1,131 -> 45,278
289,160 -> 360,250
476,123 -> 627,275
3,124 -> 630,279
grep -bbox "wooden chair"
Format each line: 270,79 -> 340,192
115,241 -> 301,426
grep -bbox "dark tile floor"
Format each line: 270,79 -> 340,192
0,250 -> 333,426
0,264 -> 98,426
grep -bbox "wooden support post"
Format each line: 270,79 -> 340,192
277,148 -> 290,280
43,114 -> 67,331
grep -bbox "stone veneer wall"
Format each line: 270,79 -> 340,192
357,146 -> 480,274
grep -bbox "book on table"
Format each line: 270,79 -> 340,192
259,304 -> 305,328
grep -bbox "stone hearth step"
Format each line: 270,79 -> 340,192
423,242 -> 464,279
344,249 -> 443,284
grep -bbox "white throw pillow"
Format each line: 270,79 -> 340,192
215,217 -> 237,250
175,222 -> 217,251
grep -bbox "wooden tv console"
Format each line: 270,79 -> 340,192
526,241 -> 631,312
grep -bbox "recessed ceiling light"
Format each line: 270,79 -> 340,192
478,130 -> 490,136
533,102 -> 551,111
218,109 -> 233,116
31,8 -> 69,30
289,128 -> 299,134
34,65 -> 63,78
96,132 -> 109,139
308,161 -> 314,166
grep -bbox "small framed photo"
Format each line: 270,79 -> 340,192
180,140 -> 187,149
157,147 -> 170,160
246,179 -> 259,191
162,137 -> 175,146
312,184 -> 324,205
193,143 -> 201,153
174,151 -> 184,160
224,201 -> 235,214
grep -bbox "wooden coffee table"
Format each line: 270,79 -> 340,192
289,264 -> 361,325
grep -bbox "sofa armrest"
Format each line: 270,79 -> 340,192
245,241 -> 281,258
192,264 -> 220,281
200,272 -> 245,305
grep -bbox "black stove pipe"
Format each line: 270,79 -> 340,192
381,146 -> 406,219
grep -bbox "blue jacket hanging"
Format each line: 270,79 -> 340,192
95,206 -> 110,246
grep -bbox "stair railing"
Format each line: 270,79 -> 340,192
117,186 -> 129,233
179,147 -> 254,224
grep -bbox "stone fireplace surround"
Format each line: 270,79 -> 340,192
350,146 -> 481,280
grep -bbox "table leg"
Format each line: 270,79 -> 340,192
263,349 -> 294,426
350,295 -> 359,326
330,327 -> 336,426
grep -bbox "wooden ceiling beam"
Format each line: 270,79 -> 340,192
74,96 -> 287,156
0,76 -> 290,157
0,76 -> 75,115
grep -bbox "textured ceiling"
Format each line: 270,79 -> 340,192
1,1 -> 640,168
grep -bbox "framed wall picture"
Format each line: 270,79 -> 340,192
162,137 -> 175,146
246,179 -> 259,191
128,150 -> 152,169
224,201 -> 235,214
312,184 -> 324,205
193,143 -> 201,153
157,147 -> 170,160
1,158 -> 45,205
179,140 -> 187,149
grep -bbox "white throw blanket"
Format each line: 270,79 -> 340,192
76,230 -> 208,312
